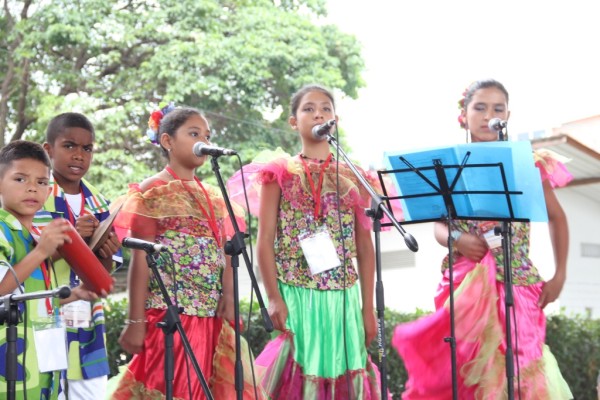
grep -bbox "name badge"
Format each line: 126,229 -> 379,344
483,229 -> 502,249
62,300 -> 92,328
33,319 -> 68,372
298,226 -> 341,275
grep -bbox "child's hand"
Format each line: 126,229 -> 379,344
216,293 -> 235,322
37,219 -> 72,258
267,296 -> 288,332
75,214 -> 99,239
119,322 -> 147,354
362,307 -> 377,347
97,231 -> 121,260
538,275 -> 566,309
70,284 -> 100,302
454,233 -> 488,261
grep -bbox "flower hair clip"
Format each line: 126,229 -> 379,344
145,101 -> 176,145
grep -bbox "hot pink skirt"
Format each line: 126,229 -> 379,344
392,252 -> 572,399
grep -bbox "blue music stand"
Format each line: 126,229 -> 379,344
379,141 -> 545,400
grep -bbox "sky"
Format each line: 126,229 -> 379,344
324,0 -> 600,169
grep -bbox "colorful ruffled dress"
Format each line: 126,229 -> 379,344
391,152 -> 574,399
227,150 -> 389,399
108,177 -> 265,400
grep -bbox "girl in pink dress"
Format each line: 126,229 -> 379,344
392,79 -> 573,399
228,84 -> 388,399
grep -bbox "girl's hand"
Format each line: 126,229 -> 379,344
119,322 -> 147,355
37,219 -> 72,258
216,293 -> 235,323
538,275 -> 566,309
454,233 -> 488,261
75,214 -> 99,239
362,307 -> 377,347
267,296 -> 288,332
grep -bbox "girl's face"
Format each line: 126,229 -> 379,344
161,114 -> 211,168
462,87 -> 510,142
289,90 -> 337,142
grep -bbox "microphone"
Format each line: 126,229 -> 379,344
311,119 -> 336,140
122,237 -> 166,253
192,142 -> 237,157
9,285 -> 72,303
488,118 -> 507,133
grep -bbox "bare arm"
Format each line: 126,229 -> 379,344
355,219 -> 376,346
434,221 -> 488,262
256,181 -> 287,331
434,222 -> 450,247
538,180 -> 568,308
217,252 -> 234,322
0,219 -> 71,294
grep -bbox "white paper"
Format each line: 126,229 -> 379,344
34,326 -> 68,372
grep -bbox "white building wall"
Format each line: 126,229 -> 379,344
552,189 -> 600,317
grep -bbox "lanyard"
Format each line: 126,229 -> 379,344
299,153 -> 333,220
30,226 -> 55,316
165,166 -> 221,247
63,189 -> 86,225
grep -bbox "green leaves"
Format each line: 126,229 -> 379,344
2,0 -> 364,198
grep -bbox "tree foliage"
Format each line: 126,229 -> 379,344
1,0 -> 365,198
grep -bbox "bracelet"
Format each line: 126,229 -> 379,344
450,230 -> 463,247
124,318 -> 147,325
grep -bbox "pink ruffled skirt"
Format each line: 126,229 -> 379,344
392,252 -> 572,399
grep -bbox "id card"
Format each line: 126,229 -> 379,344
62,300 -> 92,328
298,226 -> 341,275
483,229 -> 502,249
33,319 -> 68,372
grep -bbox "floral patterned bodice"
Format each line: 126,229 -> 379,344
442,220 -> 542,286
117,179 -> 239,317
268,157 -> 377,290
146,215 -> 226,317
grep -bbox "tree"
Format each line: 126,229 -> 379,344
1,0 -> 365,198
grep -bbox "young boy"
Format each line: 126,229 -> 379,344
33,112 -> 121,399
0,140 -> 73,399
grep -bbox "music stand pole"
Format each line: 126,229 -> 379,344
432,160 -> 459,400
210,155 -> 274,400
145,252 -> 213,400
497,221 -> 516,399
325,134 -> 418,400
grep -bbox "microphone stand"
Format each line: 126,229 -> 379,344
0,286 -> 72,400
496,125 -> 517,399
325,133 -> 418,399
145,252 -> 213,400
209,155 -> 274,400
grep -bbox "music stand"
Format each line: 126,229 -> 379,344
381,141 -> 547,400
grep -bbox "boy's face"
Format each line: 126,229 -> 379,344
0,159 -> 51,221
44,127 -> 94,194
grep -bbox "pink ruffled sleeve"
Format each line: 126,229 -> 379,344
226,148 -> 292,217
534,150 -> 573,188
